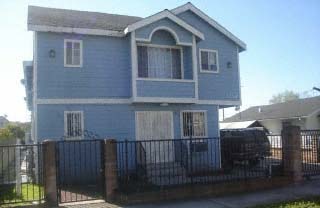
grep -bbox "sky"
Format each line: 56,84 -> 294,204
0,0 -> 319,122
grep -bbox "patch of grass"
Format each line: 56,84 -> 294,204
251,196 -> 320,208
0,183 -> 43,206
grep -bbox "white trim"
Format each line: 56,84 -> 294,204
64,39 -> 83,67
308,108 -> 320,117
33,32 -> 38,143
64,111 -> 84,139
197,99 -> 241,106
180,110 -> 208,138
136,43 -> 184,80
131,31 -> 138,99
192,36 -> 199,99
171,3 -> 246,51
133,97 -> 197,104
28,24 -> 125,37
36,98 -> 132,105
136,78 -> 194,83
35,98 -> 241,105
135,26 -> 193,46
237,47 -> 242,105
199,48 -> 219,73
125,10 -> 204,40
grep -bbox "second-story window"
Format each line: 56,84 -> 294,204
137,45 -> 182,79
200,49 -> 219,73
64,39 -> 82,67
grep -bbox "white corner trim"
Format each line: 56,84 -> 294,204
28,24 -> 125,37
33,32 -> 38,143
64,39 -> 83,68
171,3 -> 246,50
192,36 -> 199,99
131,31 -> 138,99
237,47 -> 242,106
197,99 -> 241,106
125,10 -> 204,40
135,26 -> 193,46
308,108 -> 320,117
199,48 -> 219,73
36,98 -> 132,105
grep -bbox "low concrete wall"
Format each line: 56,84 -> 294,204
113,176 -> 293,204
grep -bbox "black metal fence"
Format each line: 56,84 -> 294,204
0,143 -> 44,206
117,137 -> 283,193
55,139 -> 105,203
301,130 -> 320,177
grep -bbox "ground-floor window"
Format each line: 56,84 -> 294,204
181,111 -> 207,138
64,111 -> 84,139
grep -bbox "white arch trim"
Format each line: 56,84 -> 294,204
135,26 -> 192,46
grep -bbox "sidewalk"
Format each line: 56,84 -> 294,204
62,178 -> 320,208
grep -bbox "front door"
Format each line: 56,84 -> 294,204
136,111 -> 174,164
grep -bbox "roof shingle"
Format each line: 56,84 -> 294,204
223,96 -> 320,122
28,6 -> 142,32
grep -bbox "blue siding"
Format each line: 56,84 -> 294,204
135,18 -> 193,44
136,80 -> 195,98
37,104 -> 219,141
177,11 -> 240,101
36,32 -> 132,99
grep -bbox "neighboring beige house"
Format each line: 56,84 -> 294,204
0,116 -> 9,128
221,96 -> 320,134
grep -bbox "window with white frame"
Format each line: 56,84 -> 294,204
64,39 -> 82,67
137,45 -> 182,79
181,111 -> 207,138
200,49 -> 219,73
64,111 -> 83,139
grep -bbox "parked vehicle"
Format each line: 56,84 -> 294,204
220,128 -> 271,169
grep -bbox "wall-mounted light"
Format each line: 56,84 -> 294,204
49,49 -> 56,58
227,61 -> 232,68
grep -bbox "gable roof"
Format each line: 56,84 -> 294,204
171,2 -> 246,51
28,6 -> 142,36
124,9 -> 204,40
223,96 -> 320,122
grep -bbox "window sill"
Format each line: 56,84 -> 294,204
136,78 -> 195,82
199,70 -> 219,74
64,64 -> 83,68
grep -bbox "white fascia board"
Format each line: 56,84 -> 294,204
124,10 -> 204,40
28,24 -> 125,37
171,3 -> 246,51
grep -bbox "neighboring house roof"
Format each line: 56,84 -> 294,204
223,96 -> 320,122
220,120 -> 257,129
0,116 -> 9,127
27,3 -> 246,50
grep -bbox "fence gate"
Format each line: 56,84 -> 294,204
55,137 -> 105,204
301,130 -> 320,177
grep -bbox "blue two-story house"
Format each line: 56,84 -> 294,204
23,3 -> 246,167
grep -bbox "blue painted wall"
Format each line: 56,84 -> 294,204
136,80 -> 195,98
37,104 -> 219,141
36,32 -> 132,99
177,10 -> 240,101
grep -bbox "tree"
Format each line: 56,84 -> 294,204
269,90 -> 300,104
0,124 -> 26,140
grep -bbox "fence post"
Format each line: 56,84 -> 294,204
104,139 -> 118,202
43,140 -> 58,206
281,125 -> 303,183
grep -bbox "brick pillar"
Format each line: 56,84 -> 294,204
43,140 -> 58,206
104,139 -> 118,201
281,126 -> 303,183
